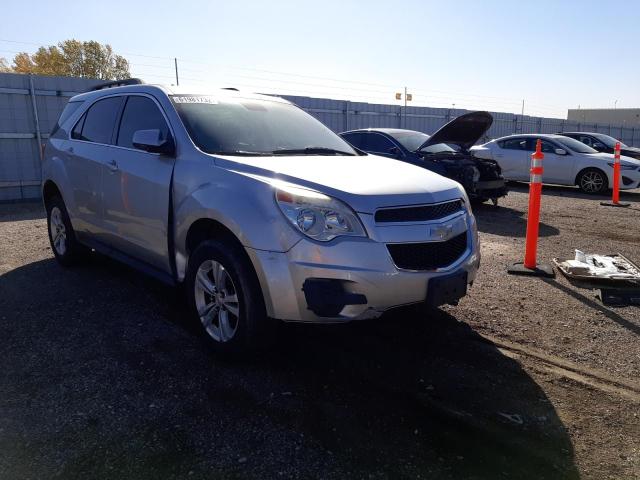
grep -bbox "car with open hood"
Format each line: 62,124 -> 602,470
339,111 -> 507,205
558,132 -> 640,160
41,81 -> 480,355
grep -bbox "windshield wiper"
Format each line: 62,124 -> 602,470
210,150 -> 273,156
271,147 -> 355,156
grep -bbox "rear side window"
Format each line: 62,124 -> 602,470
73,96 -> 123,144
499,138 -> 527,150
51,101 -> 83,137
116,96 -> 170,150
71,114 -> 86,139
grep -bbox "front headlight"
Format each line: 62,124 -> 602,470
275,185 -> 367,242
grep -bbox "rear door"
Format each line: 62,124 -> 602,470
101,94 -> 176,272
495,137 -> 529,180
67,96 -> 124,237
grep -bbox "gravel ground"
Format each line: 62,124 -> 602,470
0,184 -> 639,479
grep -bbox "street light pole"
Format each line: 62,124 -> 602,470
404,86 -> 407,128
396,88 -> 412,128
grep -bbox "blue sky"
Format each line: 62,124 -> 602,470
2,0 -> 638,118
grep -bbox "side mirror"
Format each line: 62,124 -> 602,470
554,148 -> 567,155
388,146 -> 402,157
132,129 -> 175,155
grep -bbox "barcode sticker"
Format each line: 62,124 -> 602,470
172,96 -> 218,104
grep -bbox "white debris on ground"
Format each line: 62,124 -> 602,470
557,250 -> 640,280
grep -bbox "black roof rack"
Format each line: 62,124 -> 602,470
222,87 -> 239,91
88,78 -> 144,92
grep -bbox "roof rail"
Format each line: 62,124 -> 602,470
222,87 -> 239,91
88,78 -> 144,92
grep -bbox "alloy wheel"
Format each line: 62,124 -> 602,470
580,171 -> 604,193
49,206 -> 67,255
194,259 -> 240,342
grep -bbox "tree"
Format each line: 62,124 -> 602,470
0,57 -> 12,73
10,40 -> 131,80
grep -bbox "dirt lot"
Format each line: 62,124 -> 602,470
1,184 -> 639,480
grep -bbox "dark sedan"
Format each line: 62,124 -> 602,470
340,111 -> 507,204
560,132 -> 640,160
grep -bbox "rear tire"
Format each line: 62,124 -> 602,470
577,168 -> 608,195
46,196 -> 86,266
185,239 -> 273,356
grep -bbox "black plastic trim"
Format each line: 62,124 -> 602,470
302,279 -> 367,317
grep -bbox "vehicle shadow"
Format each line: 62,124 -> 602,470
0,201 -> 45,222
542,277 -> 640,336
0,257 -> 579,479
473,203 -> 560,238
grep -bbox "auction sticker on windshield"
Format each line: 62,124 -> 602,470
171,96 -> 218,104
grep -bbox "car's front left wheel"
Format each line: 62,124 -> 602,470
186,239 -> 273,355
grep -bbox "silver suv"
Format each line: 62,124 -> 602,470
43,81 -> 480,354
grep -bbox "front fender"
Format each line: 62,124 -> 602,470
173,170 -> 302,281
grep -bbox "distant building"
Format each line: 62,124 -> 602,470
567,108 -> 640,127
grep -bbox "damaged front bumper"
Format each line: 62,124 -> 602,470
470,179 -> 508,201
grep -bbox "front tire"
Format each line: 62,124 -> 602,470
46,196 -> 85,266
577,168 -> 608,195
186,239 -> 272,355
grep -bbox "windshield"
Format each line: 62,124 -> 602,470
171,95 -> 357,156
420,143 -> 458,154
555,137 -> 598,154
387,131 -> 430,151
591,133 -> 628,148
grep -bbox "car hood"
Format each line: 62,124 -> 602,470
621,146 -> 640,155
213,154 -> 465,213
418,111 -> 493,152
587,152 -> 640,166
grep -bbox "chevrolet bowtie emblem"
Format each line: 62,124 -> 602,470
431,224 -> 453,240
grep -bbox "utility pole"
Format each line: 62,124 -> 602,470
174,58 -> 179,86
521,99 -> 525,116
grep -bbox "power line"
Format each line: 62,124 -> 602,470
0,37 -> 568,117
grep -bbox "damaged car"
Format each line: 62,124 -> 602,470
339,111 -> 507,204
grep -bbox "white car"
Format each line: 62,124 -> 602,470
471,134 -> 640,194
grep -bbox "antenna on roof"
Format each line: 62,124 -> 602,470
88,78 -> 144,92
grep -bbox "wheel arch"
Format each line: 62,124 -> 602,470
183,217 -> 272,316
42,180 -> 63,207
185,218 -> 244,258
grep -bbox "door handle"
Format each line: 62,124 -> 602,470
107,159 -> 119,172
